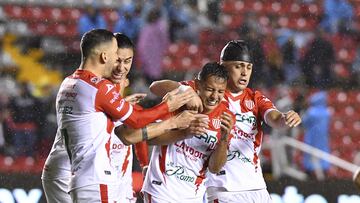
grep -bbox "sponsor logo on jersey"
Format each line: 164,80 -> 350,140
110,92 -> 120,104
212,118 -> 221,129
235,113 -> 257,127
105,84 -> 115,94
116,99 -> 125,112
194,132 -> 218,150
90,77 -> 100,84
112,143 -> 126,150
174,141 -> 207,160
245,99 -> 255,110
227,150 -> 252,163
58,105 -> 73,114
165,162 -> 195,183
232,127 -> 255,140
151,180 -> 162,185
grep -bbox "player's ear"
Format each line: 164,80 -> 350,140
100,52 -> 107,63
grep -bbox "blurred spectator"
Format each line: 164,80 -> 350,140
320,0 -> 354,34
172,0 -> 212,43
7,82 -> 41,158
302,91 -> 330,180
137,8 -> 170,83
282,37 -> 301,85
113,3 -> 141,42
263,34 -> 283,87
207,0 -> 220,24
301,29 -> 335,89
78,5 -> 107,36
167,0 -> 190,42
239,27 -> 266,88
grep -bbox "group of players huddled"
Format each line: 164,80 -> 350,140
41,29 -> 302,203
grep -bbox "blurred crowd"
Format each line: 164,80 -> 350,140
0,0 -> 359,176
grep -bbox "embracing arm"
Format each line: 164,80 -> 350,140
150,80 -> 180,97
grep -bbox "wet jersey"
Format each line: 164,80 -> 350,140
206,88 -> 277,192
54,69 -> 169,191
142,101 -> 234,202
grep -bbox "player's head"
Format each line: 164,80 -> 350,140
110,33 -> 135,84
195,62 -> 228,113
219,40 -> 253,93
80,29 -> 118,78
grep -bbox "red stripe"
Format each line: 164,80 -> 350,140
121,146 -> 131,176
214,199 -> 219,203
99,184 -> 108,203
147,193 -> 152,203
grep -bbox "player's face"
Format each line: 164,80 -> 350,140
220,60 -> 253,93
103,38 -> 119,79
110,48 -> 134,84
197,75 -> 227,113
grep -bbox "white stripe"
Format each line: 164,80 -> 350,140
120,104 -> 133,122
263,108 -> 277,125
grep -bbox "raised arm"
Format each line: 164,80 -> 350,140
208,112 -> 234,174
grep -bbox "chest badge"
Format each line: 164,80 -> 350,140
245,100 -> 255,110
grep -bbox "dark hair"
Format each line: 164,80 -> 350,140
80,29 -> 115,59
220,40 -> 252,63
197,62 -> 229,82
114,32 -> 134,50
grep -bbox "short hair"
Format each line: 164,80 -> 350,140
80,29 -> 115,59
197,62 -> 229,83
114,32 -> 134,50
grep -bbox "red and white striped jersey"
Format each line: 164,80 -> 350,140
54,69 -> 169,191
206,88 -> 277,192
142,101 -> 233,202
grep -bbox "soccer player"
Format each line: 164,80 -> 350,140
149,40 -> 302,203
141,62 -> 235,202
43,29 -> 196,203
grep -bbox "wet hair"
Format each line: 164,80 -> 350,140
220,40 -> 252,63
114,32 -> 134,50
197,62 -> 229,83
80,29 -> 114,59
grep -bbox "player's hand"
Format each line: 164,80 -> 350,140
184,88 -> 203,113
220,112 -> 234,140
284,110 -> 301,127
125,93 -> 147,105
185,116 -> 209,137
162,88 -> 194,112
171,110 -> 208,129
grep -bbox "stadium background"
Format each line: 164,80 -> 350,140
0,0 -> 359,202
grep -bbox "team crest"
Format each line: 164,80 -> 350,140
212,119 -> 221,129
245,100 -> 255,110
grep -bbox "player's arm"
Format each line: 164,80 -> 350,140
208,112 -> 234,174
149,80 -> 180,98
147,114 -> 209,145
98,82 -> 194,129
150,80 -> 203,112
266,109 -> 301,128
134,141 -> 149,168
115,110 -> 207,145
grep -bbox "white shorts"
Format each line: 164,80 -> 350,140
143,192 -> 173,203
207,188 -> 272,203
143,192 -> 206,203
70,184 -> 136,203
42,177 -> 71,203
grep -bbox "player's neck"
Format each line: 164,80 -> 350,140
79,59 -> 104,78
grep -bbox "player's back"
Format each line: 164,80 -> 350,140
56,69 -> 119,190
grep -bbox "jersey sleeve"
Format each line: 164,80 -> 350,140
134,141 -> 149,168
95,81 -> 170,129
254,91 -> 277,124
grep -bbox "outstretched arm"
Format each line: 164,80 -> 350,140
266,109 -> 302,129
